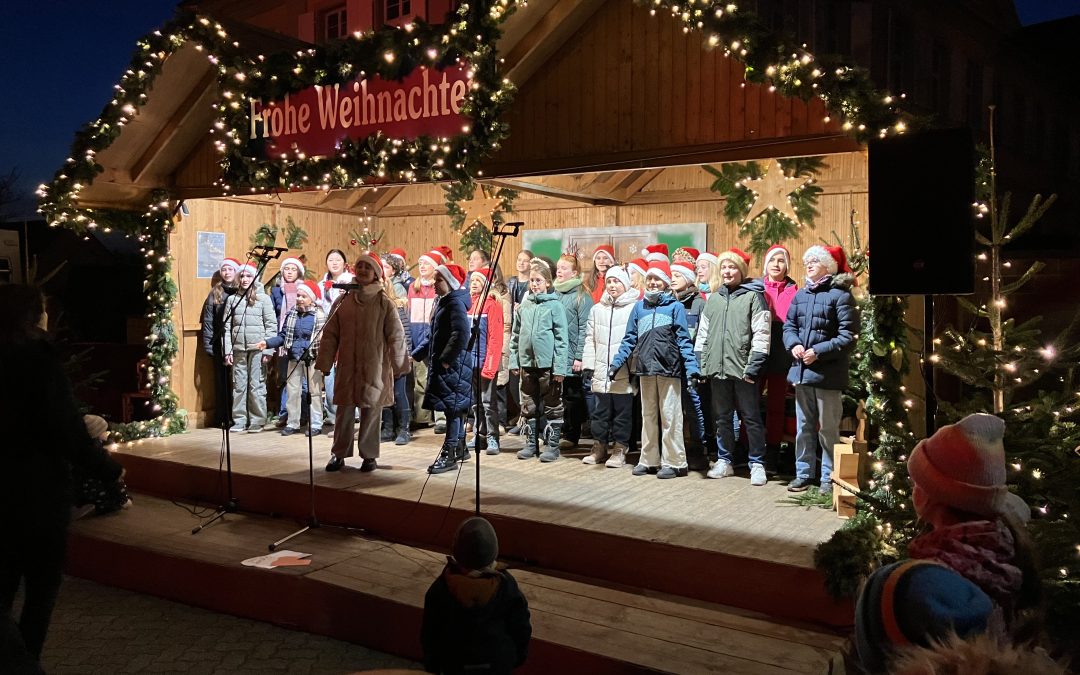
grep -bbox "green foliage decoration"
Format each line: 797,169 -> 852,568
443,180 -> 518,256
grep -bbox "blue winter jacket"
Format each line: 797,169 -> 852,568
782,274 -> 858,390
610,291 -> 700,379
412,288 -> 474,414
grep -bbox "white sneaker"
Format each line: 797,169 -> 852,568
707,459 -> 734,479
750,463 -> 767,486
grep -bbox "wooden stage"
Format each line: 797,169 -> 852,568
106,426 -> 850,630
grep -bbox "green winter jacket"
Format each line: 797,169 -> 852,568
510,291 -> 570,376
694,278 -> 771,381
554,277 -> 593,362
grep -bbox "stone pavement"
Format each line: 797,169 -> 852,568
38,576 -> 421,674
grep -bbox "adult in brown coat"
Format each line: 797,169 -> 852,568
316,252 -> 410,472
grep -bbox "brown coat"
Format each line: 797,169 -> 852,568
315,285 -> 409,409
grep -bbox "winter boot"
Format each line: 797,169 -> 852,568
540,422 -> 562,462
380,408 -> 394,442
517,419 -> 539,459
581,441 -> 608,465
605,443 -> 628,468
394,411 -> 412,445
428,445 -> 458,474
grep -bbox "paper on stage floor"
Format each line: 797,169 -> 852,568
241,550 -> 312,568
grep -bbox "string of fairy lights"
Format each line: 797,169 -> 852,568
37,0 -> 912,445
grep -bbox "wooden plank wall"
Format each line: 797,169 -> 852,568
169,199 -> 357,421
494,0 -> 840,170
172,151 -> 869,423
377,151 -> 869,274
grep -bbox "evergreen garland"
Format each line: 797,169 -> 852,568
443,179 -> 518,255
704,156 -> 825,256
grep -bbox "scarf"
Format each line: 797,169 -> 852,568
553,276 -> 582,293
279,281 -> 298,330
908,519 -> 1023,605
643,289 -> 662,303
675,286 -> 699,303
805,274 -> 832,290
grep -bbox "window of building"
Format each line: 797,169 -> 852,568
386,0 -> 412,22
321,6 -> 348,41
965,60 -> 984,131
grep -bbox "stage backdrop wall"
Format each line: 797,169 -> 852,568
172,150 -> 872,426
170,199 -> 357,425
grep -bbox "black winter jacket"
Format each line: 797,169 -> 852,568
782,274 -> 858,390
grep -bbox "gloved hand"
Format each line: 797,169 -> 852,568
608,364 -> 620,381
582,369 -> 594,382
691,373 -> 708,386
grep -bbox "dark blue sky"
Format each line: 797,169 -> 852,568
0,0 -> 1076,217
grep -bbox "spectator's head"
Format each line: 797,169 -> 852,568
83,415 -> 109,441
453,517 -> 499,571
856,560 -> 996,673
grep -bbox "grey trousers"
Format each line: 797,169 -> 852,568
231,349 -> 267,429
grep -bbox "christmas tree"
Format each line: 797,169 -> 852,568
929,119 -> 1079,650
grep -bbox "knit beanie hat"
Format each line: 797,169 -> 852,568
643,243 -> 669,263
908,413 -> 1030,524
855,560 -> 994,674
604,265 -> 631,291
355,251 -> 384,279
698,251 -> 719,267
671,260 -> 697,284
220,257 -> 241,273
419,249 -> 447,269
626,258 -> 648,279
452,517 -> 499,570
296,279 -> 323,302
83,414 -> 108,439
436,263 -> 467,290
279,257 -> 305,278
763,244 -> 791,271
645,260 -> 672,286
803,245 -> 838,275
716,247 -> 751,278
673,247 -> 700,263
529,257 -> 554,284
592,244 -> 616,266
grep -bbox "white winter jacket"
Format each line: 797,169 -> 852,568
582,288 -> 639,395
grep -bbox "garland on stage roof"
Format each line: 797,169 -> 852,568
444,180 -> 518,254
637,0 -> 916,142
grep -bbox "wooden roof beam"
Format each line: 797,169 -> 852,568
128,69 -> 218,185
484,176 -> 624,205
503,0 -> 608,87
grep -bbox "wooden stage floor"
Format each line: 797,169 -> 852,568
121,426 -> 840,570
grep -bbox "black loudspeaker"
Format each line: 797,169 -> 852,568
868,128 -> 975,295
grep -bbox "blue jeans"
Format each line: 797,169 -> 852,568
443,413 -> 465,449
794,384 -> 842,485
682,376 -> 706,444
710,378 -> 765,466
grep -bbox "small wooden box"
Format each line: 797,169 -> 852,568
832,438 -> 861,519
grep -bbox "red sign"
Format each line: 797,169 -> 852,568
248,66 -> 471,158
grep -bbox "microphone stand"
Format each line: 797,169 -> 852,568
465,220 -> 522,514
194,245 -> 287,534
267,287 -> 346,550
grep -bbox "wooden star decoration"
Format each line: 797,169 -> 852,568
459,189 -> 502,228
741,161 -> 811,227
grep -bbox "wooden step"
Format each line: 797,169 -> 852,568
67,494 -> 849,674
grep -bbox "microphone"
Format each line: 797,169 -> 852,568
247,245 -> 290,261
331,282 -> 362,290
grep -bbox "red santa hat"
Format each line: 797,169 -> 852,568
437,263 -> 467,290
803,245 -> 849,276
716,247 -> 751,278
296,279 -> 323,302
643,243 -> 669,263
436,245 -> 454,261
671,260 -> 698,284
387,248 -> 408,263
220,257 -> 241,272
419,248 -> 447,268
673,247 -> 700,263
645,260 -> 672,286
697,251 -> 719,266
470,266 -> 494,284
237,262 -> 258,277
908,413 -> 1030,524
279,257 -> 305,277
626,258 -> 648,279
356,250 -> 384,279
592,244 -> 616,266
763,244 -> 791,270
